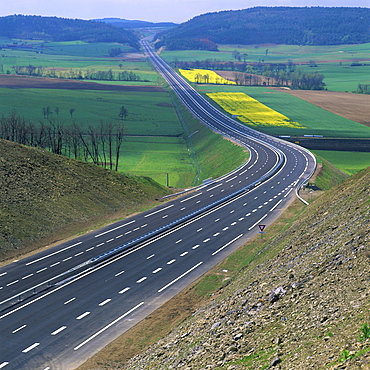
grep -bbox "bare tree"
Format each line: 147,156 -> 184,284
118,106 -> 128,120
115,124 -> 125,172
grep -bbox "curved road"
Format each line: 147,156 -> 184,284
0,42 -> 316,370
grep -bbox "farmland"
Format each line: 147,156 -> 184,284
161,43 -> 370,92
201,85 -> 370,138
0,40 -> 247,188
179,69 -> 235,85
312,150 -> 370,175
206,92 -> 304,129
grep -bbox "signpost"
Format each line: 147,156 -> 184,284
258,224 -> 266,239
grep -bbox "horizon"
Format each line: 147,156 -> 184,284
1,1 -> 369,24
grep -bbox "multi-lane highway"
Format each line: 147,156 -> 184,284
0,42 -> 316,370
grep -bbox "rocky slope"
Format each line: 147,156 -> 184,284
124,166 -> 370,369
0,139 -> 169,261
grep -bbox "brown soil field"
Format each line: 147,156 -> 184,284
0,74 -> 165,92
215,71 -> 370,127
270,87 -> 370,127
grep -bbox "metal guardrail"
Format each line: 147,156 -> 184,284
0,147 -> 284,312
1,41 -> 316,312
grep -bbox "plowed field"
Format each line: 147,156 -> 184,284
270,87 -> 370,127
216,71 -> 370,127
0,75 -> 164,92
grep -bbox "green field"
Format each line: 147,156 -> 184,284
161,43 -> 370,92
0,39 -> 159,83
0,38 -> 249,188
0,86 -> 188,186
312,150 -> 370,175
199,85 -> 370,138
0,84 -> 247,188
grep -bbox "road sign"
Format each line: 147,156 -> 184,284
258,224 -> 266,232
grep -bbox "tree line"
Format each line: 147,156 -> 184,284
0,15 -> 139,49
356,84 -> 370,94
11,65 -> 149,82
156,7 -> 370,50
0,110 -> 125,171
175,60 -> 325,90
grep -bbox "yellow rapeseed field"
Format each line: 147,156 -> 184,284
207,92 -> 305,129
179,69 -> 236,85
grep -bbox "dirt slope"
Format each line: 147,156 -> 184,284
125,167 -> 370,369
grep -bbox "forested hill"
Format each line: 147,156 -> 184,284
156,7 -> 370,50
95,18 -> 177,29
0,15 -> 139,49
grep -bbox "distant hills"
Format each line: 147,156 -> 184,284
0,15 -> 140,49
155,7 -> 370,50
94,18 -> 177,29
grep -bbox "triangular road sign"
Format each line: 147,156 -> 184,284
258,224 -> 266,232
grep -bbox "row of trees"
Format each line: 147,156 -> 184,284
0,110 -> 125,171
178,59 -> 324,89
356,83 -> 370,94
11,65 -> 148,82
173,59 -> 296,74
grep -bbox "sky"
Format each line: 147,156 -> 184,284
1,0 -> 369,23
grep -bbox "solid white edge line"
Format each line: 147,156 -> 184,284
158,262 -> 203,293
26,242 -> 82,265
206,183 -> 222,192
225,175 -> 237,183
73,302 -> 144,351
248,214 -> 268,231
95,220 -> 136,238
144,204 -> 174,217
180,192 -> 202,203
212,234 -> 243,256
269,199 -> 283,213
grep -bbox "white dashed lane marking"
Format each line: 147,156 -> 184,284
51,326 -> 67,336
119,287 -> 130,294
76,312 -> 90,320
22,343 -> 40,353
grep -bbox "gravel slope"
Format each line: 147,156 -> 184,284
125,166 -> 370,370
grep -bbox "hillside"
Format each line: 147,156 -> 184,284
123,165 -> 370,369
0,15 -> 139,49
155,7 -> 370,50
0,139 -> 170,261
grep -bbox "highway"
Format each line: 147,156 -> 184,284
0,41 -> 316,370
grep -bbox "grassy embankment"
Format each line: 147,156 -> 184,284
0,139 -> 169,262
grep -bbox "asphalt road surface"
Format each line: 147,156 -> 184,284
0,42 -> 316,370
